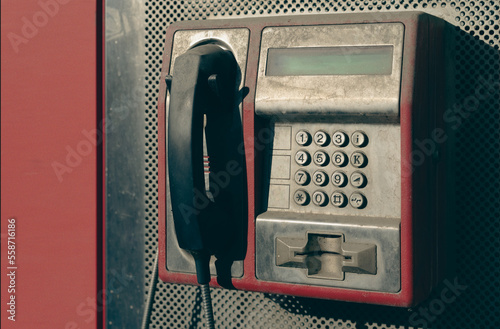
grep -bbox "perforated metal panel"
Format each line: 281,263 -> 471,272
141,1 -> 499,328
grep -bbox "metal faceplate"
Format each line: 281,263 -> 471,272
254,23 -> 402,291
165,28 -> 250,277
255,23 -> 404,118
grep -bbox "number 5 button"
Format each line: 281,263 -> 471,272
313,151 -> 329,166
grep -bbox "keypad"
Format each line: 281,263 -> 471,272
292,129 -> 369,210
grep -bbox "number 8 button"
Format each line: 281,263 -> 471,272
312,170 -> 328,186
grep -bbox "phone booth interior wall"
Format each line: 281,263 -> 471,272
104,1 -> 500,328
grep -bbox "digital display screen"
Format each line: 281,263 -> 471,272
266,46 -> 394,76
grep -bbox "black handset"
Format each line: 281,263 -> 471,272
167,43 -> 241,284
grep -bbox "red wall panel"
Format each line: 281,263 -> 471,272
1,1 -> 98,328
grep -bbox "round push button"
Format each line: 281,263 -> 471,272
312,170 -> 328,186
294,170 -> 310,186
350,172 -> 367,188
331,191 -> 347,208
331,171 -> 347,187
332,151 -> 348,167
332,131 -> 348,147
296,130 -> 311,146
314,131 -> 329,146
349,192 -> 367,209
294,189 -> 310,206
313,151 -> 329,166
351,131 -> 368,147
295,150 -> 311,166
350,152 -> 367,168
312,191 -> 328,207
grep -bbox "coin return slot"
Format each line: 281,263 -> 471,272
276,232 -> 377,280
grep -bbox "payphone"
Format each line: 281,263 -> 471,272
158,12 -> 449,309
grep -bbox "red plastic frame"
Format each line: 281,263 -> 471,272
158,12 -> 445,307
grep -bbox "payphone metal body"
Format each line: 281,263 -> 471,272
158,12 -> 448,307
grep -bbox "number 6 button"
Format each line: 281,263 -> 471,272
332,151 -> 348,167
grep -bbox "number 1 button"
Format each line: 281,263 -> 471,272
295,130 -> 311,146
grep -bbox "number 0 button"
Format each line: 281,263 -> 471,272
295,150 -> 310,166
312,170 -> 328,186
312,191 -> 328,206
295,130 -> 311,146
294,170 -> 310,185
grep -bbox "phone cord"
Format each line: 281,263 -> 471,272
200,284 -> 215,329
